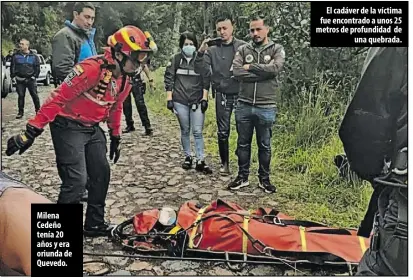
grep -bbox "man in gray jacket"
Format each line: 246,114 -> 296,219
195,16 -> 246,175
51,2 -> 96,201
228,16 -> 285,194
52,2 -> 97,83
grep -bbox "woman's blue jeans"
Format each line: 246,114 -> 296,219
174,102 -> 205,161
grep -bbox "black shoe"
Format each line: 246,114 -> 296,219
258,178 -> 276,194
144,127 -> 153,136
84,222 -> 116,237
122,125 -> 136,133
182,156 -> 192,170
80,190 -> 88,202
228,176 -> 249,190
16,113 -> 23,119
195,160 -> 213,174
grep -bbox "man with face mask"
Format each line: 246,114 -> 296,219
195,16 -> 246,175
52,2 -> 97,85
228,16 -> 285,194
5,26 -> 157,237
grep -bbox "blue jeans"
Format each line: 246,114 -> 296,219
174,102 -> 205,161
235,101 -> 277,181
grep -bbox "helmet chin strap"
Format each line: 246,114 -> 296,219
112,51 -> 135,92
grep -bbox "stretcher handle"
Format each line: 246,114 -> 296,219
224,251 -> 247,271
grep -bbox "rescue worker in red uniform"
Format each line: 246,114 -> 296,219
5,25 -> 157,237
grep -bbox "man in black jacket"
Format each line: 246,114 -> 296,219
123,64 -> 154,136
195,16 -> 246,175
10,39 -> 40,119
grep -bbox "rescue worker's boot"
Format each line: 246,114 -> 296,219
123,124 -> 136,133
83,222 -> 116,237
218,139 -> 230,175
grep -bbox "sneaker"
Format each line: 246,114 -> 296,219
219,163 -> 230,175
228,176 -> 249,190
84,222 -> 116,237
258,178 -> 276,194
16,113 -> 23,119
195,160 -> 213,174
122,125 -> 136,133
182,156 -> 192,170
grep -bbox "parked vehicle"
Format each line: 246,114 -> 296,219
2,57 -> 12,98
6,53 -> 51,86
36,54 -> 51,86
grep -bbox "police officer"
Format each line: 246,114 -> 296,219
5,26 -> 157,237
10,39 -> 41,119
195,16 -> 246,175
122,64 -> 154,135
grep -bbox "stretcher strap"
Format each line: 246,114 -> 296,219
168,225 -> 182,235
242,211 -> 252,254
299,226 -> 307,252
359,236 -> 367,254
188,206 -> 208,248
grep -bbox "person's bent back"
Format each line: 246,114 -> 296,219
0,171 -> 52,276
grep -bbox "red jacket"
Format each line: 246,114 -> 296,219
28,49 -> 131,136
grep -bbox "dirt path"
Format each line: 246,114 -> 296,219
1,86 -> 334,276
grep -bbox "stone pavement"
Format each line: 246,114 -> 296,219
1,86 -> 337,276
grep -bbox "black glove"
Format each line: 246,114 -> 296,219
6,124 -> 43,156
109,135 -> 121,164
200,100 -> 208,113
167,100 -> 174,112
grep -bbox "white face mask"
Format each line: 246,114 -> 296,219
182,45 -> 196,57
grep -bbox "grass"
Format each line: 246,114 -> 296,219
145,68 -> 373,229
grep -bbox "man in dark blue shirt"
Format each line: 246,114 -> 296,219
10,39 -> 40,119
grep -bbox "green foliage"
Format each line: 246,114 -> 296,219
1,2 -> 65,56
1,38 -> 15,56
1,2 -> 367,99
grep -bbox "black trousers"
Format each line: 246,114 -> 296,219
356,186 -> 407,276
49,116 -> 110,227
15,78 -> 40,114
215,92 -> 238,166
123,83 -> 151,128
